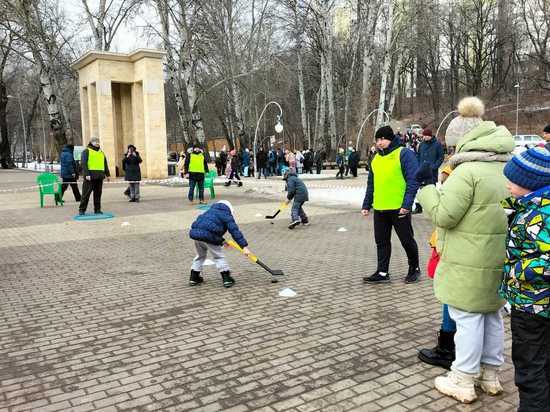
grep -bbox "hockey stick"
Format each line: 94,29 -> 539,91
265,202 -> 288,219
226,240 -> 285,276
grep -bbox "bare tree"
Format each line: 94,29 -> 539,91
81,0 -> 142,51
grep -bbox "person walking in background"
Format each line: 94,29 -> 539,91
314,148 -> 325,174
177,151 -> 186,178
303,149 -> 314,174
361,125 -> 420,284
79,137 -> 110,215
295,150 -> 304,174
416,96 -> 514,404
184,144 -> 209,204
414,128 -> 444,214
285,149 -> 296,171
219,147 -> 228,176
345,144 -> 352,176
242,148 -> 250,177
225,149 -> 243,187
122,145 -> 142,202
348,147 -> 360,178
499,147 -> 550,412
256,147 -> 268,179
268,146 -> 277,176
60,144 -> 81,202
336,148 -> 346,179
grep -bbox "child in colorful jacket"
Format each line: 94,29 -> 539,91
500,146 -> 550,412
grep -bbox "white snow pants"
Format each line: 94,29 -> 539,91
448,306 -> 505,375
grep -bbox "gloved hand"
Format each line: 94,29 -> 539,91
415,162 -> 433,186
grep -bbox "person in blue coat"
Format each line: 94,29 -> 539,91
59,144 -> 81,201
417,128 -> 444,183
189,200 -> 252,288
414,128 -> 444,213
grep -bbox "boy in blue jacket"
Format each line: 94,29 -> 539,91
189,200 -> 252,288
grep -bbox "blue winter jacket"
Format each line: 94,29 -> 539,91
60,145 -> 77,178
286,172 -> 309,203
189,203 -> 248,248
417,137 -> 444,171
362,138 -> 420,211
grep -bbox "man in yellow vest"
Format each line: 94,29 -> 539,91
361,125 -> 421,284
79,137 -> 110,215
184,144 -> 209,204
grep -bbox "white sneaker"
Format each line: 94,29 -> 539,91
476,364 -> 503,395
435,369 -> 478,404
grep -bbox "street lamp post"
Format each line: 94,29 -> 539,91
355,109 -> 390,150
514,83 -> 520,136
254,101 -> 283,176
7,95 -> 28,168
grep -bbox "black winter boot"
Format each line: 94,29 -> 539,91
418,330 -> 455,370
220,271 -> 235,288
189,270 -> 204,286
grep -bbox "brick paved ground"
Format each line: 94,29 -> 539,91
0,170 -> 519,411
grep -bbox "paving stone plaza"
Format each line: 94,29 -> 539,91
0,170 -> 519,411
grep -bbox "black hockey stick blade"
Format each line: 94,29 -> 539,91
265,209 -> 281,219
256,259 -> 284,276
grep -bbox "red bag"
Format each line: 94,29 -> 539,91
427,248 -> 440,279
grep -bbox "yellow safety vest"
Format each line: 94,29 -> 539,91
87,149 -> 105,171
188,153 -> 205,173
371,147 -> 406,210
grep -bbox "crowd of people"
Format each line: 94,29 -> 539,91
57,96 -> 550,411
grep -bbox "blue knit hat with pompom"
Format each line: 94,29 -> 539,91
503,147 -> 550,191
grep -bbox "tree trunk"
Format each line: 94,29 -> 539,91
0,80 -> 12,168
376,0 -> 394,127
360,5 -> 378,120
387,53 -> 403,118
156,0 -> 191,144
297,47 -> 308,143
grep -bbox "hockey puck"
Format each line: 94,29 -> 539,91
270,222 -> 274,224
271,279 -> 278,283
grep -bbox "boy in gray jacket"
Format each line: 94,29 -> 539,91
284,170 -> 309,229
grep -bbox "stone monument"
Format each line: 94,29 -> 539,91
72,49 -> 168,179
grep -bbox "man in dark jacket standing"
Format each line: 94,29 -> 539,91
256,147 -> 268,179
314,149 -> 325,174
417,128 -> 444,184
79,137 -> 110,215
414,128 -> 444,213
348,147 -> 360,178
122,144 -> 142,202
284,170 -> 309,229
184,144 -> 209,203
361,125 -> 421,284
60,144 -> 81,202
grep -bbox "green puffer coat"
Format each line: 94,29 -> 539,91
418,121 -> 515,313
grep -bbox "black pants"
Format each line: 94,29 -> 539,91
373,210 -> 419,273
316,163 -> 322,174
79,179 -> 103,213
61,177 -> 81,201
511,308 -> 550,412
336,165 -> 345,179
350,166 -> 358,177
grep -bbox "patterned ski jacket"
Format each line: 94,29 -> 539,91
499,185 -> 550,318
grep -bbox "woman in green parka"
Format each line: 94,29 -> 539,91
417,97 -> 515,404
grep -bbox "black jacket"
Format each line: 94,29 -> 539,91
256,150 -> 268,167
123,152 -> 142,181
348,151 -> 360,167
81,144 -> 110,180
